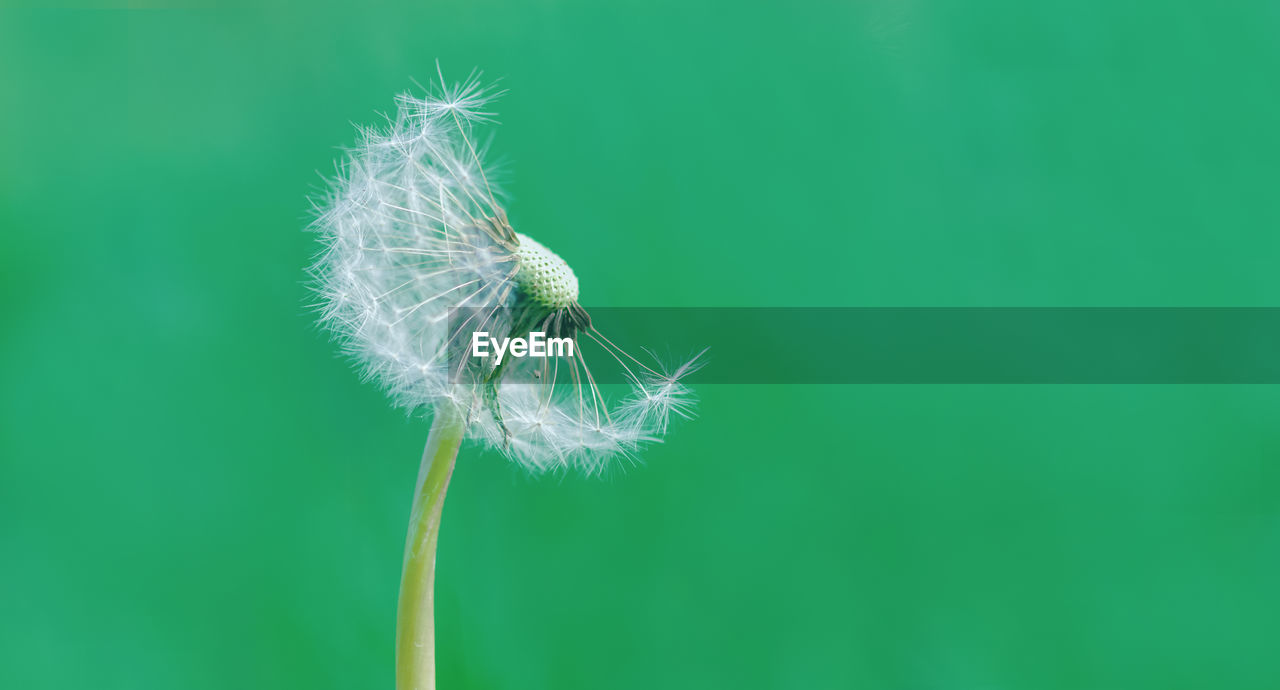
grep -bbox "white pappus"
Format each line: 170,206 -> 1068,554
308,69 -> 700,474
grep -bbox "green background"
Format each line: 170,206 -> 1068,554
3,2 -> 1278,688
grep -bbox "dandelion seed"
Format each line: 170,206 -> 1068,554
309,69 -> 699,474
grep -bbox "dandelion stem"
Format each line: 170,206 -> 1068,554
396,406 -> 465,690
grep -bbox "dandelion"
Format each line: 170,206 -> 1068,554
308,67 -> 700,690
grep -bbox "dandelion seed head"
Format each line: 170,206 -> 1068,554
308,69 -> 698,474
513,233 -> 579,309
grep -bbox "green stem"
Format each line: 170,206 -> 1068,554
396,407 -> 465,690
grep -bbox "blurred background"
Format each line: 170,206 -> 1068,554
2,2 -> 1279,688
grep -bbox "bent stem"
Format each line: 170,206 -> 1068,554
396,406 -> 466,690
